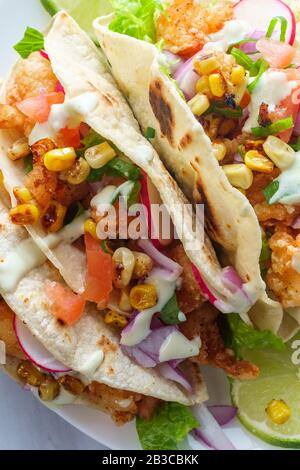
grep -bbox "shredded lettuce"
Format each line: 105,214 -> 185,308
14,27 -> 44,59
109,0 -> 163,43
221,313 -> 285,359
136,402 -> 199,450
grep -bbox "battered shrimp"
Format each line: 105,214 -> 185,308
156,0 -> 233,57
0,300 -> 24,359
0,52 -> 58,134
267,229 -> 300,308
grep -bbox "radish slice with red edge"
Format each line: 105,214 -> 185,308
234,0 -> 296,45
140,172 -> 174,250
13,315 -> 71,373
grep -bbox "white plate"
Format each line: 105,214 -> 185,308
0,0 -> 281,451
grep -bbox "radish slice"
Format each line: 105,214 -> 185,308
13,315 -> 71,373
234,0 -> 296,45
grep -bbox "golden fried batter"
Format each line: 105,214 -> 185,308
0,300 -> 24,359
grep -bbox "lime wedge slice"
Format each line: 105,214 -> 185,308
40,0 -> 113,38
231,334 -> 300,448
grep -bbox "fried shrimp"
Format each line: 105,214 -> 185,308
180,304 -> 259,379
267,229 -> 300,308
156,0 -> 233,57
0,300 -> 24,359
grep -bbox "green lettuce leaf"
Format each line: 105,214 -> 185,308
160,294 -> 182,325
221,313 -> 285,359
14,27 -> 44,59
109,0 -> 163,43
136,402 -> 199,450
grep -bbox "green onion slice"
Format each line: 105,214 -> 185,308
266,16 -> 288,42
263,180 -> 280,204
252,117 -> 294,138
231,47 -> 255,71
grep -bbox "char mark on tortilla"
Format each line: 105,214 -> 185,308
149,78 -> 174,146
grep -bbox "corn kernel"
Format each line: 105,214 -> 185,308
17,361 -> 45,387
8,138 -> 31,161
266,399 -> 291,425
209,73 -> 226,98
113,248 -> 135,289
84,218 -> 98,239
212,142 -> 227,162
119,287 -> 132,312
130,284 -> 158,311
244,150 -> 274,173
104,310 -> 128,328
188,94 -> 210,116
133,252 -> 154,279
66,158 -> 90,185
10,204 -> 39,225
13,187 -> 32,204
194,56 -> 219,75
44,148 -> 76,172
230,65 -> 246,85
263,136 -> 295,170
196,76 -> 210,94
41,201 -> 66,233
223,164 -> 254,190
85,142 -> 117,170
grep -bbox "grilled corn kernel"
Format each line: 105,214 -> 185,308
13,187 -> 32,204
44,147 -> 76,172
266,399 -> 291,425
39,377 -> 60,402
194,56 -> 219,75
133,252 -> 154,279
105,310 -> 128,328
230,65 -> 246,85
10,203 -> 39,225
119,287 -> 132,312
244,150 -> 274,173
112,247 -> 135,289
263,136 -> 295,170
223,164 -> 254,190
212,142 -> 227,162
196,76 -> 210,94
58,375 -> 85,395
41,201 -> 67,233
85,142 -> 117,170
8,138 -> 31,161
130,284 -> 158,311
66,158 -> 90,185
188,94 -> 210,116
17,361 -> 45,387
209,73 -> 226,98
84,218 -> 98,239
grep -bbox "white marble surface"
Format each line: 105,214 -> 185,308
0,372 -> 107,450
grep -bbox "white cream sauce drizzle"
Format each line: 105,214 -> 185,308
270,151 -> 300,205
203,20 -> 251,53
77,350 -> 104,377
120,268 -> 178,347
159,332 -> 201,362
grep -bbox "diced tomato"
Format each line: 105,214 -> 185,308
45,280 -> 86,326
84,233 -> 113,304
256,38 -> 296,69
273,89 -> 300,142
240,91 -> 251,109
57,127 -> 81,148
16,92 -> 65,124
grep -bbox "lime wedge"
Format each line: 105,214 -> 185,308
231,334 -> 300,448
40,0 -> 113,38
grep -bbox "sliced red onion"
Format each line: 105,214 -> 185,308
240,30 -> 265,54
293,108 -> 300,136
173,55 -> 200,100
233,153 -> 244,163
157,363 -> 192,392
138,325 -> 177,362
138,239 -> 183,280
292,216 -> 300,229
14,316 -> 71,374
208,405 -> 237,426
121,345 -> 157,368
192,404 -> 236,450
221,266 -> 244,293
162,50 -> 184,74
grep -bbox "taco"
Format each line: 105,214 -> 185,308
0,9 -> 261,426
94,0 -> 300,339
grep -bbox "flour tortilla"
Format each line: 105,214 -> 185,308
0,11 -> 252,313
0,198 -> 207,405
94,13 -> 300,339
